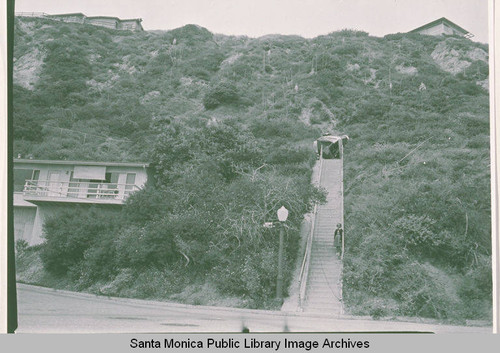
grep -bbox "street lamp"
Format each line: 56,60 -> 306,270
276,206 -> 288,300
277,206 -> 289,222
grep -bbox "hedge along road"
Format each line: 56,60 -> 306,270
16,283 -> 490,333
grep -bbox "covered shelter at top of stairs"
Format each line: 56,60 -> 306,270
314,135 -> 349,159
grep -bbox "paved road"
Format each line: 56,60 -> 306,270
16,283 -> 491,333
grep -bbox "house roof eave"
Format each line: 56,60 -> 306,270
14,159 -> 150,168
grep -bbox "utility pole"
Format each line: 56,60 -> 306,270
276,206 -> 288,301
340,138 -> 345,316
340,139 -> 345,260
276,223 -> 284,300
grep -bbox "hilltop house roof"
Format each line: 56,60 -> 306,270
121,18 -> 143,22
86,16 -> 121,21
410,17 -> 473,38
48,13 -> 86,18
14,159 -> 149,168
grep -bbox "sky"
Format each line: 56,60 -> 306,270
14,0 -> 490,43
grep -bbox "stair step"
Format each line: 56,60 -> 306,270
307,286 -> 341,291
304,304 -> 341,309
304,301 -> 341,306
308,275 -> 341,280
309,253 -> 339,256
304,302 -> 341,308
310,258 -> 339,261
309,254 -> 337,258
307,285 -> 340,288
307,290 -> 341,295
304,296 -> 342,301
308,268 -> 341,272
309,254 -> 339,257
304,307 -> 341,311
308,282 -> 341,286
307,273 -> 342,283
308,275 -> 342,280
306,291 -> 341,296
307,287 -> 341,292
307,280 -> 341,285
308,275 -> 341,279
306,289 -> 340,293
304,299 -> 341,304
309,264 -> 341,268
304,300 -> 341,305
307,283 -> 341,289
304,306 -> 341,311
308,271 -> 341,275
308,277 -> 341,282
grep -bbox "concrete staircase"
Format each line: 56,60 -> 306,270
302,159 -> 343,315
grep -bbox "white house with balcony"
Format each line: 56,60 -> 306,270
13,159 -> 149,245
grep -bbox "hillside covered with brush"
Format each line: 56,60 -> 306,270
14,16 -> 490,322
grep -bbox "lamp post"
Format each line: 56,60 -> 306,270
276,206 -> 288,300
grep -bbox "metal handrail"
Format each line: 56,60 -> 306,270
297,146 -> 324,310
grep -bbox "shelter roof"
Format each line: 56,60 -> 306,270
317,135 -> 349,144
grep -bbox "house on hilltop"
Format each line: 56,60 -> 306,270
409,17 -> 473,38
85,16 -> 121,30
14,159 -> 149,245
15,12 -> 144,31
118,19 -> 144,31
47,13 -> 86,24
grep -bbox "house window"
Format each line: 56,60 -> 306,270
105,172 -> 120,187
103,172 -> 120,198
124,173 -> 136,196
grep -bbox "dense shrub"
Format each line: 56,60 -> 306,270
202,82 -> 240,109
40,207 -> 121,276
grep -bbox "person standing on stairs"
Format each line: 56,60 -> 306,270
334,223 -> 343,257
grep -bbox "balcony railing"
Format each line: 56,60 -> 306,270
23,179 -> 140,202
